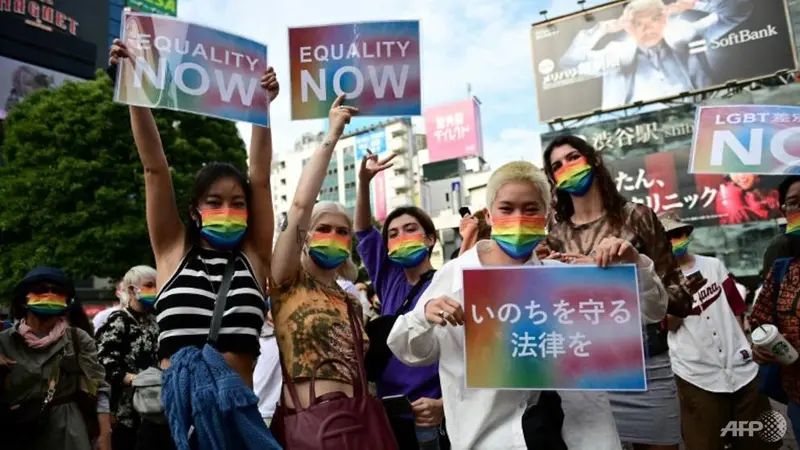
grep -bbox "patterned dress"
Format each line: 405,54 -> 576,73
96,308 -> 159,429
271,269 -> 368,384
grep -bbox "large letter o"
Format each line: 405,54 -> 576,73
332,66 -> 364,100
174,62 -> 210,96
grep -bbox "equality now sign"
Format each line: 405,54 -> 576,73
114,11 -> 270,126
689,105 -> 800,175
288,20 -> 421,120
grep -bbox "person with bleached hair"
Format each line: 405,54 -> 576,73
388,161 -> 669,449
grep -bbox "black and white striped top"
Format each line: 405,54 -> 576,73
155,247 -> 266,359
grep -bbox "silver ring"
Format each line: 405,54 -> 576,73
438,310 -> 445,317
338,105 -> 346,109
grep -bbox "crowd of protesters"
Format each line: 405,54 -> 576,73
0,37 -> 799,450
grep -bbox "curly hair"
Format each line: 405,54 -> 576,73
543,135 -> 628,229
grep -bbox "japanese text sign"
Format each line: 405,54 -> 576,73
288,20 -> 421,120
690,105 -> 800,175
423,99 -> 482,163
463,265 -> 646,391
114,11 -> 269,126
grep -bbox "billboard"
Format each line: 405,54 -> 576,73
608,147 -> 783,227
127,0 -> 178,16
423,98 -> 483,163
530,0 -> 798,122
354,129 -> 389,221
0,56 -> 83,119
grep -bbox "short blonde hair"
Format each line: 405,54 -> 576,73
303,201 -> 359,282
486,161 -> 552,209
119,265 -> 157,306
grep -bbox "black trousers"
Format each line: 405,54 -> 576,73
136,419 -> 177,450
112,424 -> 139,450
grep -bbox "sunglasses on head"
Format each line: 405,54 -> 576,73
28,283 -> 68,296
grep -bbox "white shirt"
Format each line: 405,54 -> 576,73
668,255 -> 758,393
92,305 -> 121,334
253,323 -> 282,419
387,246 -> 669,450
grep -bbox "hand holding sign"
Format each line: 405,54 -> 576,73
261,67 -> 280,102
109,39 -> 131,67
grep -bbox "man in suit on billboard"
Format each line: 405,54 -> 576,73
560,0 -> 752,110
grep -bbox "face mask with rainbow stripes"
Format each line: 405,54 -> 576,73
671,235 -> 691,258
490,215 -> 546,260
308,232 -> 351,270
136,286 -> 158,308
200,208 -> 248,250
388,233 -> 429,268
26,292 -> 69,316
554,156 -> 594,196
786,211 -> 800,236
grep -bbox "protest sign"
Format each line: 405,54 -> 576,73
463,265 -> 646,391
114,11 -> 269,126
288,20 -> 421,120
690,105 -> 800,175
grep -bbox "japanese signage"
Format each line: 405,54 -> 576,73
540,104 -> 696,161
423,98 -> 483,163
0,55 -> 83,119
288,20 -> 421,120
609,147 -> 783,226
690,105 -> 800,175
530,0 -> 798,122
354,129 -> 389,221
463,265 -> 646,391
127,0 -> 177,16
0,0 -> 80,35
114,11 -> 269,126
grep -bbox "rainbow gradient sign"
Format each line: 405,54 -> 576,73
463,265 -> 646,391
114,11 -> 269,126
288,20 -> 421,120
690,105 -> 800,175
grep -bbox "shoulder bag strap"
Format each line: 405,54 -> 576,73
772,257 -> 792,318
394,269 -> 436,316
207,254 -> 238,346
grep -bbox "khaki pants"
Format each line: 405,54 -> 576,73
675,375 -> 780,450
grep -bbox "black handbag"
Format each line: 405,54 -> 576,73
0,347 -> 65,435
364,270 -> 436,382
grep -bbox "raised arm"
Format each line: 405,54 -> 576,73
355,150 -> 396,231
271,95 -> 358,285
245,68 -> 279,272
110,40 -> 184,264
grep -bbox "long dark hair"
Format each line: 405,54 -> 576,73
187,162 -> 252,247
543,135 -> 627,228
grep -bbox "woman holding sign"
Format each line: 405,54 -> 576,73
269,95 -> 397,449
109,40 -> 279,450
388,161 -> 670,449
543,135 -> 699,450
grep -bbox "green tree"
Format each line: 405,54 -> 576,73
0,70 -> 248,299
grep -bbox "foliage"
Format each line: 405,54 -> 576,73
0,70 -> 247,300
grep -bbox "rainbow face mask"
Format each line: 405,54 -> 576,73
554,156 -> 594,196
490,215 -> 547,260
388,233 -> 429,268
136,287 -> 158,308
671,236 -> 691,258
26,293 -> 69,316
308,232 -> 351,270
200,208 -> 248,250
786,211 -> 800,236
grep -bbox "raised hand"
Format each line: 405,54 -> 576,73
109,38 -> 130,66
261,67 -> 279,102
328,94 -> 359,138
359,149 -> 397,183
459,214 -> 479,241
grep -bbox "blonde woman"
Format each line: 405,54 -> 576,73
96,265 -> 159,450
388,161 -> 669,449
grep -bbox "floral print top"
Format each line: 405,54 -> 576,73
96,308 -> 158,428
271,269 -> 368,384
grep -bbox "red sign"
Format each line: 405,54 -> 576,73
0,0 -> 79,36
424,99 -> 483,163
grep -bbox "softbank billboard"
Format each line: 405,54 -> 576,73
423,98 -> 483,163
530,0 -> 798,122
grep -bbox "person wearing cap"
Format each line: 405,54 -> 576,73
661,216 -> 775,450
0,267 -> 112,450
